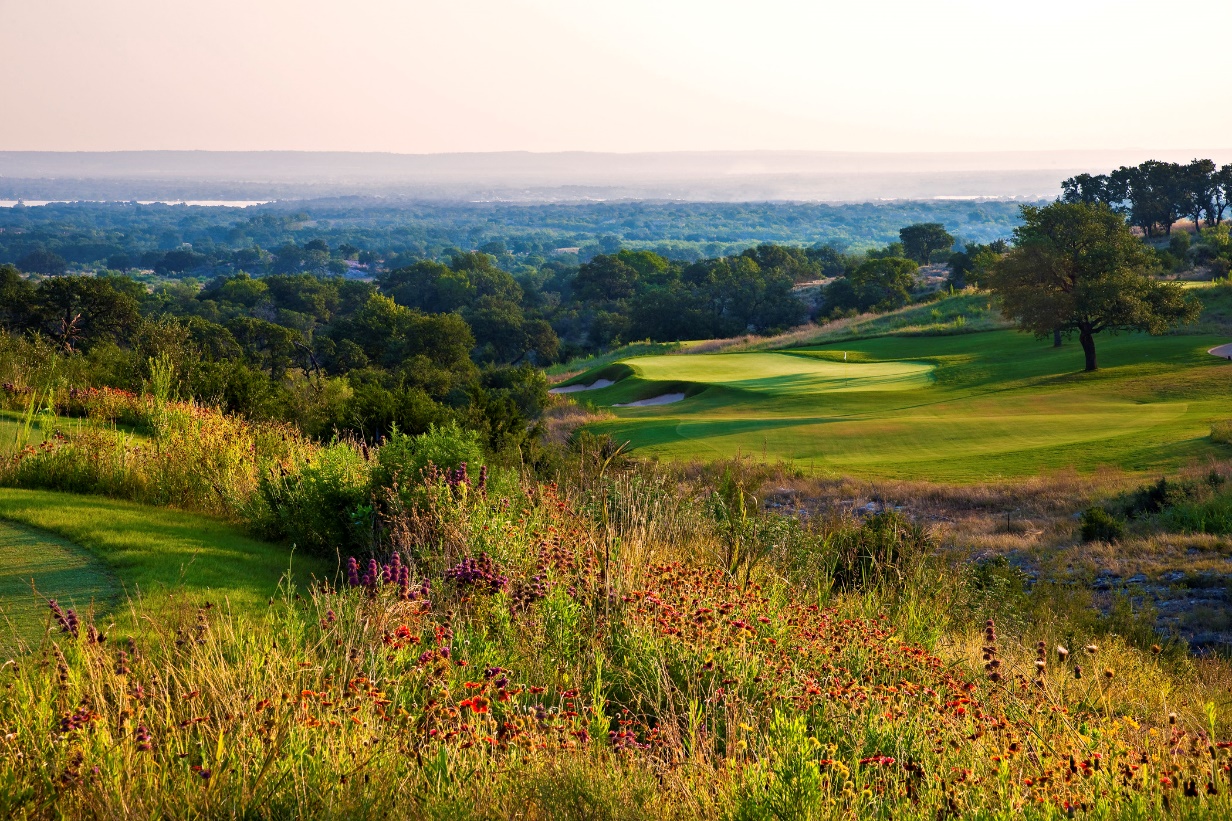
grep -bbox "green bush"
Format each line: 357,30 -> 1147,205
822,511 -> 935,591
374,422 -> 484,490
1212,420 -> 1232,445
252,441 -> 373,556
1080,506 -> 1125,543
1160,488 -> 1232,535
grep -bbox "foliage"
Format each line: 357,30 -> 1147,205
251,440 -> 375,557
1,462 -> 1230,818
820,511 -> 934,592
1063,157 -> 1232,237
821,255 -> 923,318
1080,506 -> 1126,543
990,202 -> 1201,370
375,422 -> 485,489
898,222 -> 954,265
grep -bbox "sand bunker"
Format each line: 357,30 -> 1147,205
1209,343 -> 1232,359
549,379 -> 615,394
613,393 -> 686,407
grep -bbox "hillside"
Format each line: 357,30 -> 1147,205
558,290 -> 1232,481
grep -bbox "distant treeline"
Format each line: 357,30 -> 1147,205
0,199 -> 1028,277
1062,159 -> 1232,237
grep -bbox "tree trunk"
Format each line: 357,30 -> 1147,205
1053,328 -> 1062,347
1079,329 -> 1097,371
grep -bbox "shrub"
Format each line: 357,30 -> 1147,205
374,422 -> 484,490
1213,419 -> 1232,445
821,511 -> 935,591
1080,506 -> 1125,543
251,440 -> 374,556
1159,487 -> 1232,535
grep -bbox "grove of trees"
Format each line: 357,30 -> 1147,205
1062,158 -> 1232,237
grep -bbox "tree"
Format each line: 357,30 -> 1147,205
898,223 -> 954,265
849,257 -> 917,311
1061,173 -> 1110,205
1180,159 -> 1216,232
0,264 -> 35,331
16,248 -> 67,275
34,276 -> 141,352
573,255 -> 638,302
989,203 -> 1200,372
947,241 -> 1006,289
1210,165 -> 1232,227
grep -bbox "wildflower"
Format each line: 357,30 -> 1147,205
1084,643 -> 1098,655
1103,668 -> 1115,680
1056,645 -> 1069,662
444,554 -> 508,595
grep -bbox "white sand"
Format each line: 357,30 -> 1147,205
613,393 -> 686,407
1209,343 -> 1232,359
549,379 -> 615,394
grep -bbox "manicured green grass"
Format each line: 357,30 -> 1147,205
0,409 -> 53,449
577,329 -> 1232,481
0,518 -> 118,646
0,489 -> 332,643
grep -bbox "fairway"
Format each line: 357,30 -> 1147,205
0,489 -> 332,645
571,329 -> 1232,481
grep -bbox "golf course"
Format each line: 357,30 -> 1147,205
565,322 -> 1232,481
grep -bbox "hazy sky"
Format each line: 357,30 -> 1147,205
2,0 -> 1228,154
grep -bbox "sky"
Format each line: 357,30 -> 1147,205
1,0 -> 1229,155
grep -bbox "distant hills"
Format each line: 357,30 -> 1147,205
3,149 -> 1231,203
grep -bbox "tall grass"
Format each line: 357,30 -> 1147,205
1,391 -> 313,517
3,457 -> 1230,819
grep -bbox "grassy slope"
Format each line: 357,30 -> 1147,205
578,329 -> 1232,481
0,489 -> 331,641
0,518 -> 118,644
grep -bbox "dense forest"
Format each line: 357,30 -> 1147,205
0,199 -> 1028,274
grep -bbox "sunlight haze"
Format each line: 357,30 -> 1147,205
2,0 -> 1228,153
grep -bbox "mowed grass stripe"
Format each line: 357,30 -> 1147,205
0,518 -> 118,645
0,489 -> 332,631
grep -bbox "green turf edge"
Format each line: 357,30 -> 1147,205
0,489 -> 333,635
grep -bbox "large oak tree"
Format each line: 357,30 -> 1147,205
989,202 -> 1200,372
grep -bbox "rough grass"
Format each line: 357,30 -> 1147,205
2,465 -> 1230,819
0,489 -> 330,644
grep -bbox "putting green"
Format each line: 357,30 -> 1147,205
574,328 -> 1232,481
622,352 -> 934,396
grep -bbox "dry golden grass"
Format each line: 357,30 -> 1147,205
539,396 -> 615,447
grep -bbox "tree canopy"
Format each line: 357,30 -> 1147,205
989,202 -> 1200,371
898,223 -> 955,265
